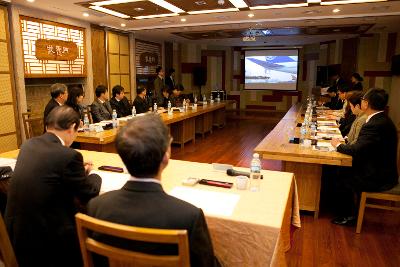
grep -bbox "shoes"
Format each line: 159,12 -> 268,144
331,216 -> 356,226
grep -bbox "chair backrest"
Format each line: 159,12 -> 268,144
397,129 -> 400,175
75,213 -> 190,267
84,106 -> 93,124
0,213 -> 18,267
21,112 -> 44,139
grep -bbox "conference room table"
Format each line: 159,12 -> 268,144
255,103 -> 352,218
0,149 -> 300,267
77,102 -> 227,152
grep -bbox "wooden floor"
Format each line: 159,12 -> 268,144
171,116 -> 400,267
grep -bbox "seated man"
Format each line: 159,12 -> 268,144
91,85 -> 113,123
88,114 -> 219,267
5,106 -> 102,267
43,83 -> 68,124
158,86 -> 170,108
323,87 -> 343,110
133,85 -> 149,114
110,85 -> 132,118
331,88 -> 398,225
170,84 -> 184,107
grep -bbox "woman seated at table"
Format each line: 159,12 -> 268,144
351,73 -> 363,91
133,85 -> 150,114
65,86 -> 85,122
344,91 -> 367,145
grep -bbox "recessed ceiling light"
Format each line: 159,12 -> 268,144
121,23 -> 126,27
134,7 -> 144,11
181,18 -> 186,22
332,8 -> 340,13
333,28 -> 341,32
90,6 -> 131,19
248,13 -> 254,18
83,12 -> 90,17
27,0 -> 35,2
195,1 -> 207,5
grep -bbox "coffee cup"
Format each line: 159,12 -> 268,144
236,175 -> 248,190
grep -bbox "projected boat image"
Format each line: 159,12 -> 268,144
245,56 -> 298,84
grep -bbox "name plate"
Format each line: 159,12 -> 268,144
35,39 -> 79,61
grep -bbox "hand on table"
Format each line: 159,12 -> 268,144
84,160 -> 94,175
330,138 -> 341,149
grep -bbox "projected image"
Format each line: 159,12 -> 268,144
244,50 -> 299,90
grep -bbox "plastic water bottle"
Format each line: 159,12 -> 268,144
83,113 -> 89,131
300,123 -> 307,145
203,94 -> 206,103
167,100 -> 172,115
153,102 -> 157,113
194,95 -> 198,104
132,106 -> 136,117
112,109 -> 117,128
310,123 -> 317,138
216,92 -> 221,102
210,94 -> 214,104
250,153 -> 262,192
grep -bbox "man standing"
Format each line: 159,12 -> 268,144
109,85 -> 132,118
88,114 -> 219,267
165,68 -> 175,91
43,83 -> 68,123
331,88 -> 398,225
91,85 -> 113,123
5,106 -> 102,267
153,66 -> 165,103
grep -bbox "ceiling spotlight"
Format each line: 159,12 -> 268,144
27,0 -> 35,2
121,23 -> 126,27
332,8 -> 340,13
181,18 -> 186,22
83,12 -> 90,17
248,13 -> 254,18
218,0 -> 225,5
134,7 -> 144,11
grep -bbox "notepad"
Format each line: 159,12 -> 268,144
92,170 -> 130,194
169,186 -> 240,217
0,158 -> 17,170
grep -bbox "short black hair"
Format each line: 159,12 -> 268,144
174,84 -> 184,91
168,68 -> 175,74
95,85 -> 108,98
50,83 -> 67,98
112,85 -> 124,98
46,106 -> 80,131
136,85 -> 146,95
352,73 -> 363,82
363,88 -> 388,111
338,84 -> 350,93
116,114 -> 169,178
347,91 -> 364,107
327,87 -> 337,93
156,66 -> 163,75
161,86 -> 169,93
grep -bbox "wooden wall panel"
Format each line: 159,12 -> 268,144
90,26 -> 107,89
341,38 -> 359,81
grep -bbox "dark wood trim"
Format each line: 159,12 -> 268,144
302,60 -> 307,81
0,132 -> 17,138
360,33 -> 374,37
364,71 -> 392,77
320,40 -> 336,45
246,105 -> 276,110
181,63 -> 201,74
386,32 -> 397,63
369,76 -> 376,87
135,38 -> 161,48
233,74 -> 241,79
0,102 -> 13,106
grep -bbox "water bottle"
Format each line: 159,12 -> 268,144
194,95 -> 198,104
310,123 -> 317,138
132,106 -> 136,117
210,94 -> 214,104
203,94 -> 207,104
300,123 -> 307,145
112,109 -> 118,128
216,92 -> 221,102
83,113 -> 89,131
250,153 -> 262,192
182,98 -> 186,111
167,100 -> 172,115
153,102 -> 157,113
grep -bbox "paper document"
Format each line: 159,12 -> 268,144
314,141 -> 336,152
169,186 -> 240,217
92,170 -> 130,194
317,120 -> 337,126
0,158 -> 17,170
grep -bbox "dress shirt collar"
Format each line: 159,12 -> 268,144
55,99 -> 62,106
128,176 -> 161,184
366,111 -> 384,123
98,98 -> 104,104
115,97 -> 120,102
158,75 -> 163,80
54,133 -> 65,146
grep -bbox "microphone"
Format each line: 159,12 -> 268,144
226,168 -> 263,179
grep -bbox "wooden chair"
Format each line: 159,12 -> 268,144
356,129 -> 400,233
21,112 -> 44,139
0,213 -> 18,267
83,106 -> 93,124
75,213 -> 190,267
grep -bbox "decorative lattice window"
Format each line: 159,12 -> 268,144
20,16 -> 86,77
135,39 -> 161,75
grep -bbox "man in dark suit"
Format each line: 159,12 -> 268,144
323,87 -> 343,110
88,114 -> 219,267
329,73 -> 345,93
109,85 -> 132,118
43,83 -> 68,124
165,68 -> 175,91
5,106 -> 102,267
331,88 -> 398,225
91,85 -> 113,123
153,66 -> 165,104
133,85 -> 149,114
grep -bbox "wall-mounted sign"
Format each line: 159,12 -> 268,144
35,39 -> 78,61
139,52 -> 159,67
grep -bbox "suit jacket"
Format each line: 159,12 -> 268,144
165,75 -> 175,91
88,181 -> 219,267
133,96 -> 149,114
337,112 -> 398,191
153,76 -> 165,99
43,98 -> 61,123
346,113 -> 367,145
323,94 -> 343,110
5,133 -> 102,267
91,98 -> 112,123
329,77 -> 345,93
339,113 -> 356,137
110,96 -> 132,118
352,82 -> 363,91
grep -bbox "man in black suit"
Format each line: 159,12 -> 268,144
91,85 -> 113,123
323,87 -> 343,110
132,85 -> 149,114
5,106 -> 102,267
109,85 -> 132,118
153,66 -> 165,104
331,88 -> 398,225
329,73 -> 345,93
88,114 -> 219,267
165,68 -> 175,91
43,83 -> 68,124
